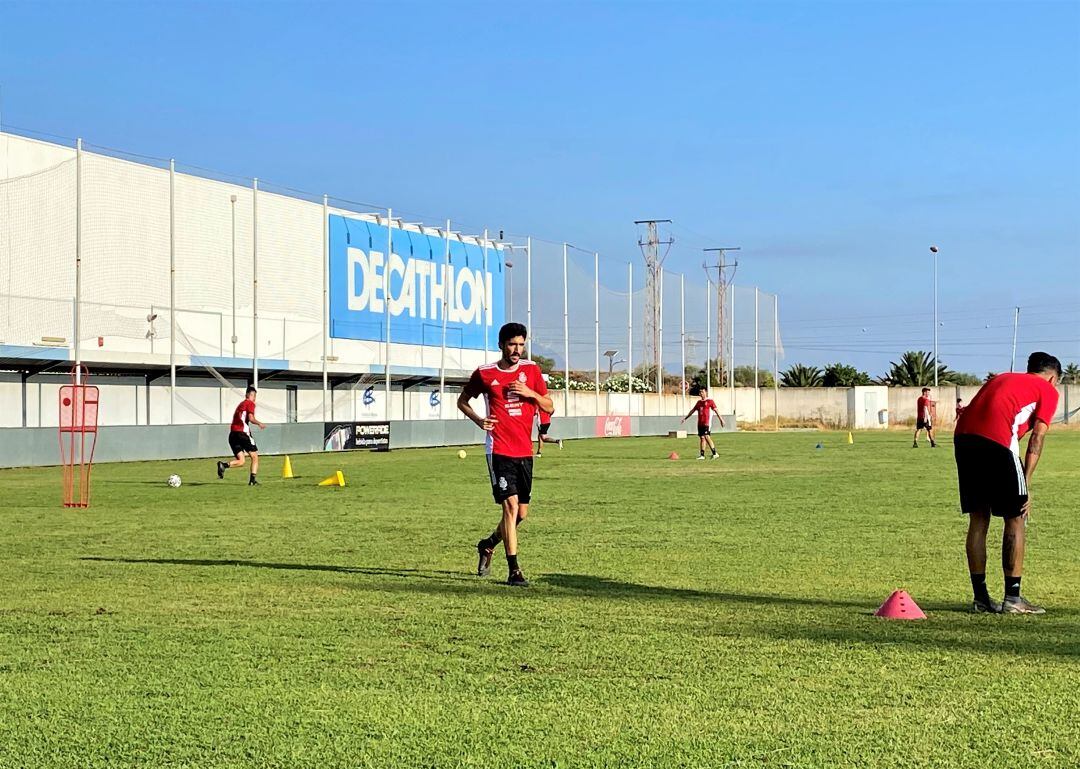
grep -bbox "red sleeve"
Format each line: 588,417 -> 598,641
462,369 -> 485,399
1034,382 -> 1059,425
532,367 -> 548,396
245,401 -> 256,418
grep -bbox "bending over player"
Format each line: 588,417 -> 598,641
459,322 -> 553,587
682,386 -> 724,460
955,352 -> 1061,614
217,386 -> 266,485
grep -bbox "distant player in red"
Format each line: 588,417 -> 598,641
913,387 -> 937,447
955,397 -> 966,419
955,352 -> 1061,614
681,387 -> 724,460
535,406 -> 562,457
459,322 -> 553,587
216,386 -> 266,486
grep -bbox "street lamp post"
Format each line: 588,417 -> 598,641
604,349 -> 624,379
931,245 -> 939,387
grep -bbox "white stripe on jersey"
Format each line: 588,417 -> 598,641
1008,401 -> 1037,455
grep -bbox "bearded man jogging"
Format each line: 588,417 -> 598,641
458,322 -> 553,587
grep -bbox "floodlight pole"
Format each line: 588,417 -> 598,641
384,208 -> 393,420
321,194 -> 329,420
169,158 -> 176,425
439,219 -> 451,418
252,177 -> 259,388
594,252 -> 600,416
563,242 -> 569,414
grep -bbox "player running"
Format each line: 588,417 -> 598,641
913,387 -> 937,447
681,387 -> 725,460
955,352 -> 1061,614
459,322 -> 553,587
535,408 -> 562,457
216,386 -> 266,485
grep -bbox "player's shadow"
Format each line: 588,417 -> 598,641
79,556 -> 471,581
543,572 -> 871,610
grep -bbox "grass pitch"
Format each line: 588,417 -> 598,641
1,431 -> 1078,768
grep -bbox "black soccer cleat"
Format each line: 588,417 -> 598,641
972,596 -> 1002,614
476,542 -> 494,577
507,569 -> 529,587
216,461 -> 227,480
248,477 -> 260,486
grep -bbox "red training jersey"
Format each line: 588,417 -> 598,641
691,398 -> 717,427
956,373 -> 1059,454
463,359 -> 548,458
538,408 -> 552,426
917,396 -> 933,421
231,399 -> 256,434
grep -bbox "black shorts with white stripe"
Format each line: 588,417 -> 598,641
954,434 -> 1027,518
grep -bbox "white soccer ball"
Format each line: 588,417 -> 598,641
167,474 -> 182,488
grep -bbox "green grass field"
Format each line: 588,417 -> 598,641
1,431 -> 1078,768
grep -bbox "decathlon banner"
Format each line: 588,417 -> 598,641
329,215 -> 505,350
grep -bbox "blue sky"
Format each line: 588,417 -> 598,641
1,0 -> 1077,376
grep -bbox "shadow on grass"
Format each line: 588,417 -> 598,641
80,557 -> 471,581
79,558 -> 1080,658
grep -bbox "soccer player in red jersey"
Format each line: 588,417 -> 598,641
955,397 -> 966,419
459,323 -> 553,586
535,407 -> 562,457
681,387 -> 725,460
955,352 -> 1061,614
216,386 -> 266,486
913,387 -> 937,448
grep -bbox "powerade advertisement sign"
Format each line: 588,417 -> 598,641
329,215 -> 505,350
324,421 -> 390,452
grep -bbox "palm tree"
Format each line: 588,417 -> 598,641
781,364 -> 824,387
1062,363 -> 1080,384
881,351 -> 955,386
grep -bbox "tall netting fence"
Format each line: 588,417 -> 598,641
1,129 -> 782,424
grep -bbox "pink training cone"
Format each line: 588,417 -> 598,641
874,590 -> 927,620
668,451 -> 680,460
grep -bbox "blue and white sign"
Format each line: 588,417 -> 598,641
329,215 -> 505,350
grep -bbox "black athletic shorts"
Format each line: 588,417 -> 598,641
954,433 -> 1027,518
917,419 -> 933,430
229,431 -> 258,456
697,424 -> 711,437
487,453 -> 533,505
538,423 -> 551,436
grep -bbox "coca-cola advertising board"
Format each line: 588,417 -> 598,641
595,415 -> 631,437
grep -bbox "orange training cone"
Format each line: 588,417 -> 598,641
318,470 -> 345,487
874,590 -> 926,620
668,451 -> 680,460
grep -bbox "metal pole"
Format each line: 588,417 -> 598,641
74,138 -> 82,384
706,283 -> 711,393
680,274 -> 686,414
730,283 -> 736,414
384,208 -> 393,420
483,228 -> 490,356
1010,306 -> 1020,372
230,194 -> 237,357
594,252 -> 600,416
562,242 -> 569,414
252,177 -> 259,387
754,286 -> 759,422
322,194 -> 329,420
627,262 -> 633,403
774,295 -> 779,432
526,236 -> 532,341
169,158 -> 176,425
933,248 -> 939,387
439,220 -> 451,418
